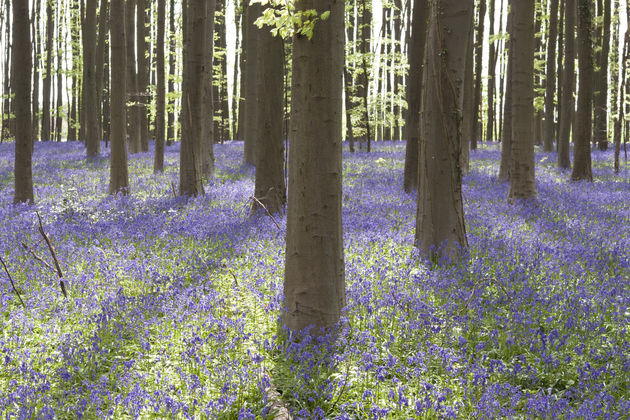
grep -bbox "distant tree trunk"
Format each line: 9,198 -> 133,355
243,1 -> 260,165
571,0 -> 593,181
461,22 -> 474,174
103,47 -> 111,146
613,0 -> 626,173
213,0 -> 228,143
543,0 -> 559,152
179,0 -> 207,196
237,0 -> 247,141
359,0 -> 372,151
556,0 -> 565,142
284,0 -> 345,333
31,0 -> 41,142
486,0 -> 497,142
253,28 -> 286,215
41,1 -> 54,142
155,0 -> 166,172
96,0 -> 109,145
403,0 -> 428,193
415,0 -> 472,259
558,0 -> 575,168
231,1 -> 243,140
68,0 -> 80,142
594,0 -> 611,150
471,0 -> 486,149
109,0 -> 130,195
83,0 -> 100,157
201,0 -> 216,176
508,0 -> 536,201
167,0 -> 176,145
1,0 -> 10,142
137,0 -> 150,152
55,15 -> 63,143
126,0 -> 141,153
393,0 -> 403,140
345,4 -> 355,152
498,8 -> 513,182
13,0 -> 33,204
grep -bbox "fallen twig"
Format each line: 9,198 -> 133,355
249,196 -> 282,231
0,255 -> 26,309
171,181 -> 177,198
36,212 -> 67,298
21,242 -> 54,272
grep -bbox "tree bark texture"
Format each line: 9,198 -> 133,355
41,1 -> 54,142
594,0 -> 611,150
201,0 -> 216,176
558,0 -> 575,169
83,0 -> 100,157
243,1 -> 260,165
498,8 -> 513,182
471,0 -> 486,149
543,0 -> 559,152
415,0 -> 472,259
284,0 -> 346,333
155,0 -> 166,172
126,0 -> 141,153
137,0 -> 150,152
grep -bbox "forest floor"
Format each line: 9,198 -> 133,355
0,141 -> 628,419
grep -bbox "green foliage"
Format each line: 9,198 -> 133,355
252,0 -> 331,40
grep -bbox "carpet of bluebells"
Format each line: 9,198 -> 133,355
0,140 -> 628,419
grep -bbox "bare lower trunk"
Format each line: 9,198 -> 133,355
83,0 -> 99,157
154,0 -> 166,172
558,0 -> 575,169
543,0 -> 559,152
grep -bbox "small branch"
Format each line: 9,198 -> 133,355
21,242 -> 54,272
0,255 -> 26,309
36,212 -> 67,298
171,181 -> 178,198
249,196 -> 282,231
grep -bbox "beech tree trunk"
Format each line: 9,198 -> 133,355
83,0 -> 99,157
253,28 -> 286,215
179,0 -> 207,196
558,0 -> 575,169
137,0 -> 150,152
613,0 -> 626,173
543,0 -> 560,152
41,1 -> 54,142
498,8 -> 513,182
571,0 -> 594,181
284,0 -> 345,333
415,0 -> 472,259
402,0 -> 428,193
155,0 -> 166,172
471,0 -> 486,149
486,0 -> 497,142
109,0 -> 129,194
201,0 -> 216,176
13,0 -> 33,204
167,0 -> 176,145
243,1 -> 261,165
126,0 -> 141,153
508,0 -> 536,201
594,0 -> 611,150
95,0 -> 109,145
461,23 -> 474,174
31,0 -> 41,141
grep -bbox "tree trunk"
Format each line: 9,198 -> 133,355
31,0 -> 41,142
498,8 -> 513,182
96,0 -> 109,145
167,0 -> 176,145
243,1 -> 260,165
403,0 -> 428,193
613,0 -> 625,173
41,1 -> 54,142
253,28 -> 286,215
231,1 -> 243,140
83,0 -> 100,157
109,0 -> 129,195
179,0 -> 207,196
556,0 -> 564,143
508,0 -> 536,201
393,0 -> 403,140
558,0 -> 575,168
137,0 -> 150,152
471,0 -> 486,149
461,22 -> 474,174
594,0 -> 611,150
13,0 -> 33,204
345,4 -> 355,152
543,0 -> 559,152
416,0 -> 471,259
237,0 -> 247,141
201,0 -> 216,176
1,0 -> 11,142
486,0 -> 497,142
571,0 -> 593,181
284,0 -> 345,333
55,12 -> 63,143
155,0 -> 166,172
126,0 -> 141,153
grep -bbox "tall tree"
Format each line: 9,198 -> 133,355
498,7 -> 514,182
201,0 -> 216,176
461,20 -> 474,174
83,0 -> 100,157
154,0 -> 166,172
284,0 -> 345,332
95,0 -> 110,144
126,0 -> 141,153
508,0 -> 536,201
253,25 -> 286,215
471,0 -> 486,149
571,0 -> 594,181
594,0 -> 611,150
558,0 -> 575,169
13,0 -> 33,203
137,0 -> 150,152
31,0 -> 41,141
486,0 -> 497,142
402,0 -> 428,193
243,1 -> 261,165
167,0 -> 177,145
543,0 -> 560,152
613,0 -> 626,172
110,0 -> 129,194
179,0 -> 207,196
415,0 -> 472,258
41,0 -> 55,142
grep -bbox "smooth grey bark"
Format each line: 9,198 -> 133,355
201,0 -> 216,176
95,0 -> 109,146
594,0 -> 611,150
461,21 -> 474,174
558,0 -> 575,169
137,0 -> 150,152
83,0 -> 99,157
508,0 -> 536,201
402,0 -> 428,193
284,0 -> 345,333
155,0 -> 166,172
471,0 -> 486,149
167,0 -> 176,145
543,0 -> 559,152
109,0 -> 129,195
498,8 -> 513,182
486,0 -> 497,142
126,0 -> 141,153
243,1 -> 260,165
13,0 -> 33,204
41,1 -> 54,142
415,0 -> 472,259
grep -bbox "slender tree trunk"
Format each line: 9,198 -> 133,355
345,4 -> 355,152
571,0 -> 594,181
13,0 -> 33,204
237,0 -> 247,141
559,0 -> 575,168
155,0 -> 166,172
415,0 -> 472,259
126,0 -> 141,153
1,0 -> 10,142
393,0 -> 403,140
179,0 -> 207,196
42,1 -> 55,142
613,0 -> 625,172
83,0 -> 100,157
360,0 -> 372,151
471,0 -> 486,149
486,0 -> 497,142
461,24 -> 474,174
95,0 -> 109,145
103,46 -> 110,146
498,8 -> 513,182
231,1 -> 242,140
31,0 -> 41,142
243,1 -> 260,165
595,0 -> 611,150
167,0 -> 176,145
137,0 -> 150,152
109,0 -> 129,195
284,0 -> 346,333
201,0 -> 216,176
543,0 -> 560,152
403,0 -> 428,193
253,28 -> 286,214
557,0 -> 565,143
